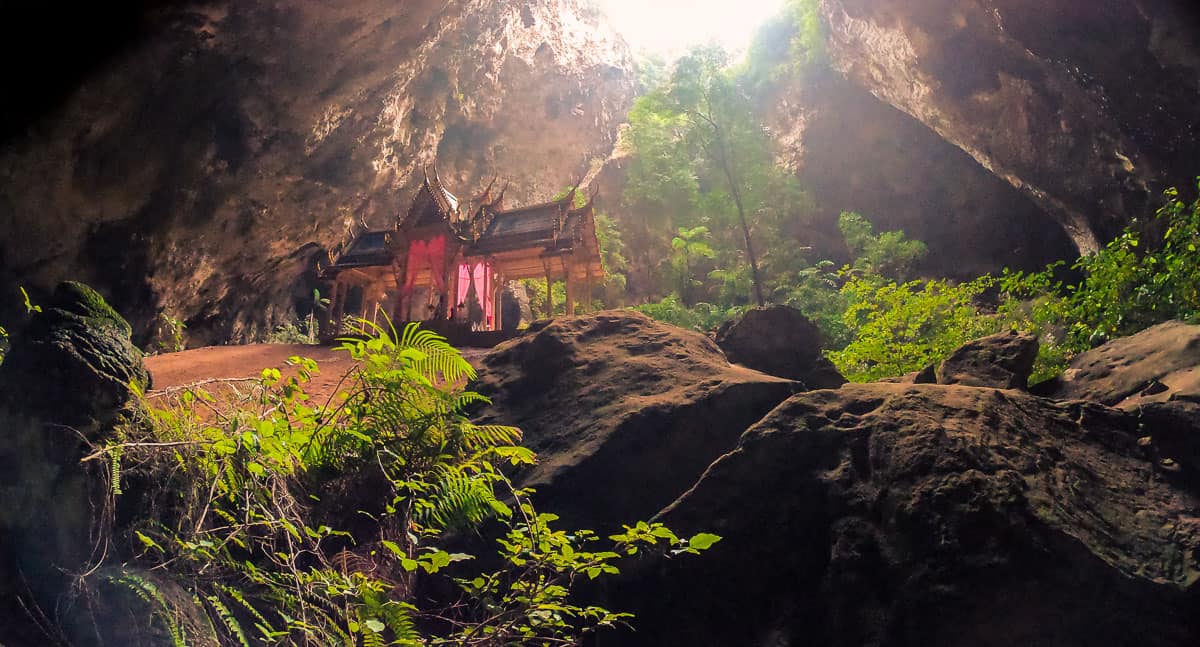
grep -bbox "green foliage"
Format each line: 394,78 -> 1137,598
0,286 -> 43,365
633,294 -> 745,333
625,45 -> 813,307
838,211 -> 928,280
155,313 -> 187,354
988,183 -> 1200,381
100,319 -> 714,645
269,289 -> 329,345
774,259 -> 852,349
20,286 -> 41,315
595,213 -> 630,307
787,0 -> 827,69
830,275 -> 1000,382
671,226 -> 717,306
522,278 -> 567,320
743,0 -> 826,90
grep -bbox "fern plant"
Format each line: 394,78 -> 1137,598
93,318 -> 715,645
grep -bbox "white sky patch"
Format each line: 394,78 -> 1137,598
593,0 -> 788,60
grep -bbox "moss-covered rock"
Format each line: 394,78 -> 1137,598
0,282 -> 154,643
1,281 -> 148,428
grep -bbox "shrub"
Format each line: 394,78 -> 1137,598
997,181 -> 1200,380
830,275 -> 999,382
633,294 -> 746,333
94,320 -> 715,645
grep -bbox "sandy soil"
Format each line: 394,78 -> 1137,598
145,343 -> 492,403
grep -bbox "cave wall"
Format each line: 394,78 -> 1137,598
2,0 -> 1198,339
0,0 -> 633,345
820,0 -> 1200,252
765,68 -> 1077,279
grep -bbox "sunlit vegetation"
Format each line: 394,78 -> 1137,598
635,182 -> 1200,385
612,0 -> 1200,384
93,322 -> 716,644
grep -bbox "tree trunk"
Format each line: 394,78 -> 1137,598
718,149 -> 765,307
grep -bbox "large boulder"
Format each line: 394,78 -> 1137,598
0,283 -> 209,646
1,281 -> 150,425
936,329 -> 1038,389
715,305 -> 847,390
1036,321 -> 1200,408
1136,401 -> 1200,480
473,311 -> 798,530
599,383 -> 1200,647
1030,322 -> 1200,480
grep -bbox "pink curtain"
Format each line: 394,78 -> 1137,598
408,236 -> 448,291
456,261 -> 494,330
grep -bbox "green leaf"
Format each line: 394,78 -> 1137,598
688,533 -> 722,551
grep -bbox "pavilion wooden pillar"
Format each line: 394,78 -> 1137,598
326,280 -> 341,337
492,272 -> 505,331
565,271 -> 576,316
331,279 -> 347,335
368,283 -> 382,326
393,255 -> 409,324
448,257 -> 461,322
544,272 -> 553,317
584,264 -> 595,313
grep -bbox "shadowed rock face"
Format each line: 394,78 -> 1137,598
473,311 -> 798,531
936,329 -> 1038,389
820,0 -> 1200,253
598,383 -> 1200,647
716,305 -> 847,389
0,0 -> 633,346
763,67 -> 1079,279
0,283 -> 197,646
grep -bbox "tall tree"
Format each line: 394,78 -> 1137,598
626,46 -> 809,307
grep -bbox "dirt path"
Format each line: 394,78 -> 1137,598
145,343 -> 493,403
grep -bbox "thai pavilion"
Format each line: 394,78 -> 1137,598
319,165 -> 604,334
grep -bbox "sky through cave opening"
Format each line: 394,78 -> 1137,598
593,0 -> 788,60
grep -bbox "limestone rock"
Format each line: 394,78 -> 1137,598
473,311 -> 797,530
761,65 -> 1077,280
602,384 -> 1200,646
715,305 -> 846,390
820,0 -> 1200,252
1,282 -> 150,426
0,0 -> 634,345
1136,401 -> 1200,481
0,282 -> 169,644
1036,321 -> 1200,407
936,329 -> 1038,390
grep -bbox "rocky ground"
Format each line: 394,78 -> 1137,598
2,289 -> 1199,646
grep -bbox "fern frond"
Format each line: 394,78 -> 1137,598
420,469 -> 501,530
459,423 -> 522,450
398,322 -> 476,384
205,595 -> 250,647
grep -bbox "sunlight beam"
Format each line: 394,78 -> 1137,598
594,0 -> 788,60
